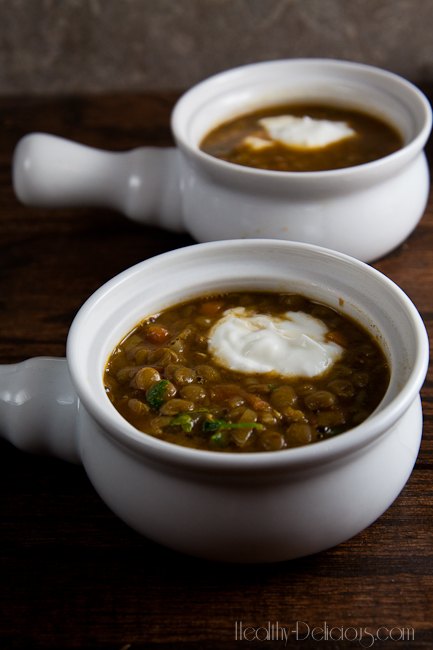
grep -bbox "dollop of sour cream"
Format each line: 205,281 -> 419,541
208,308 -> 343,378
243,115 -> 356,151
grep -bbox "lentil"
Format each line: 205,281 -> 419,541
104,291 -> 390,452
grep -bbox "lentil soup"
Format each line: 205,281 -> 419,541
200,103 -> 403,172
104,292 -> 390,453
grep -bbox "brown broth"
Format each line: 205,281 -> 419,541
200,103 -> 403,172
104,292 -> 390,453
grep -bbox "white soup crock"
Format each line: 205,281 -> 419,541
0,240 -> 429,562
12,59 -> 432,262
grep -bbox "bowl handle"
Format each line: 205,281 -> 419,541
12,133 -> 184,232
0,357 -> 80,463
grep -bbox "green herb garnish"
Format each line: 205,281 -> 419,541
169,413 -> 195,433
146,380 -> 169,410
209,431 -> 230,447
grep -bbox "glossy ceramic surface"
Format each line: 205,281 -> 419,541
0,240 -> 428,562
13,59 -> 432,262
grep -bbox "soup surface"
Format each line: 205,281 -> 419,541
104,292 -> 390,453
200,103 -> 403,172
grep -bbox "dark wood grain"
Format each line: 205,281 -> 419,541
0,94 -> 432,650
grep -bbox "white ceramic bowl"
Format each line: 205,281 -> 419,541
0,240 -> 429,562
13,59 -> 432,262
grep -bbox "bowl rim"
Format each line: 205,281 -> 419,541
67,239 -> 429,475
171,57 -> 432,182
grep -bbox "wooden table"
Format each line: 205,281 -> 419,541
1,95 -> 432,649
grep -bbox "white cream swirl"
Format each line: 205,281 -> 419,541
208,308 -> 343,378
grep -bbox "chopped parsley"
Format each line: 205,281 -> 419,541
145,380 -> 170,410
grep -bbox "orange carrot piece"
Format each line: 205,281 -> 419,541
199,301 -> 225,317
145,324 -> 170,344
